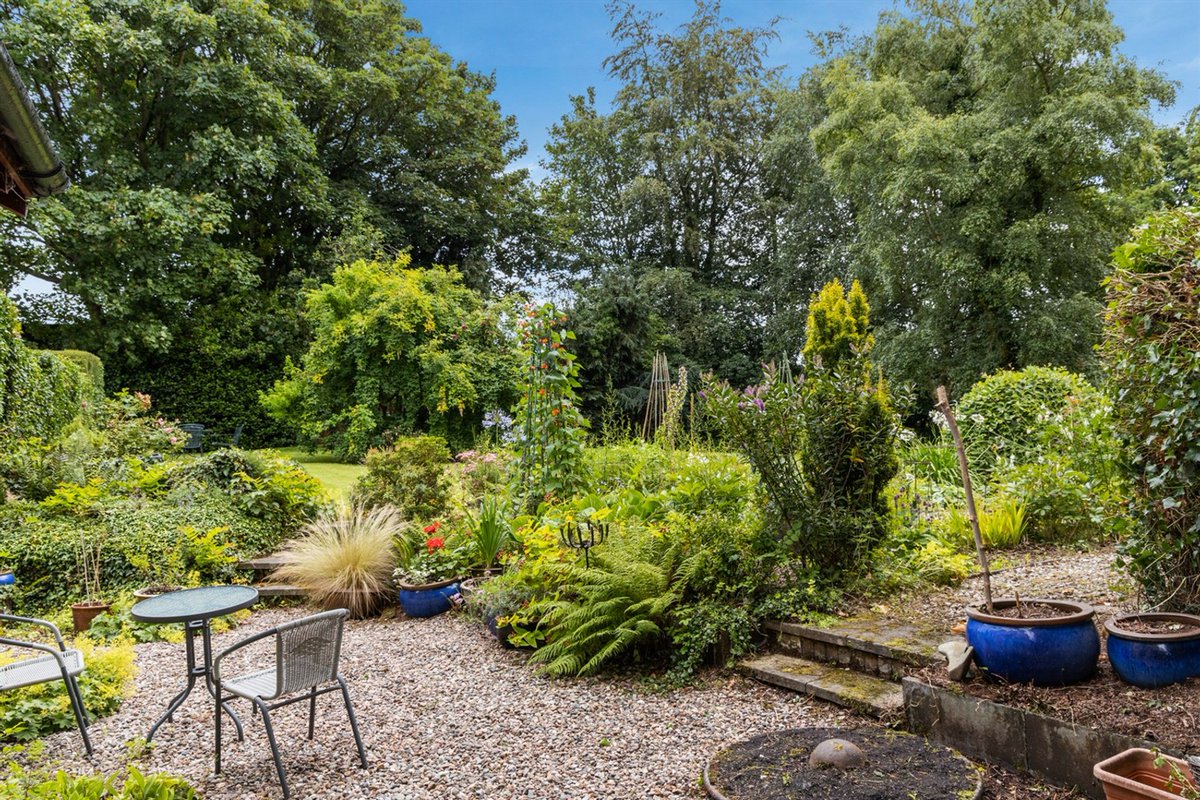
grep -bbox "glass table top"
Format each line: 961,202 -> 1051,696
131,585 -> 259,624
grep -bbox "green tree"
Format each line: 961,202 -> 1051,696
261,256 -> 520,461
1,0 -> 528,439
811,0 -> 1174,394
541,1 -> 790,388
802,278 -> 873,368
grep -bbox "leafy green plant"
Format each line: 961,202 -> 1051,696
0,742 -> 196,798
271,504 -> 400,618
528,525 -> 696,677
802,278 -> 873,368
353,436 -> 451,521
167,449 -> 325,531
514,303 -> 589,511
943,497 -> 1026,550
464,496 -> 512,572
1104,205 -> 1200,611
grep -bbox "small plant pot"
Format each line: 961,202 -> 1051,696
71,601 -> 112,634
0,570 -> 15,587
397,579 -> 461,618
133,585 -> 183,601
1094,748 -> 1198,800
1105,613 -> 1200,689
965,598 -> 1100,686
484,612 -> 517,649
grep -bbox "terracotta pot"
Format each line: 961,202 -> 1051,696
1094,748 -> 1198,799
71,601 -> 112,633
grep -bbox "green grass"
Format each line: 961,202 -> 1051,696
262,447 -> 366,500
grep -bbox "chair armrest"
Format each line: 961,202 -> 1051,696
0,615 -> 67,650
213,627 -> 278,686
0,636 -> 72,674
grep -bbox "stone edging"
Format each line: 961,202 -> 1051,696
902,677 -> 1169,800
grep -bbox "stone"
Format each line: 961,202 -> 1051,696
937,639 -> 974,681
808,737 -> 867,770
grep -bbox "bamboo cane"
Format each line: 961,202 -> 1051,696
936,385 -> 992,614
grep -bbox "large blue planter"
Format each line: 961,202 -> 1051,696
1105,613 -> 1200,689
398,579 -> 461,618
966,599 -> 1100,686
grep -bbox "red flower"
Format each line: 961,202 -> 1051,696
423,521 -> 442,535
426,537 -> 445,553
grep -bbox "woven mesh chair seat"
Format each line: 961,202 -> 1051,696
222,667 -> 278,701
0,648 -> 83,691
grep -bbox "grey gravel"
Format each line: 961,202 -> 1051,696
39,607 -> 863,799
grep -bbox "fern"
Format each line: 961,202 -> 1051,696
529,529 -> 690,677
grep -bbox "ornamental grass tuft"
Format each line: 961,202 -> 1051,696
272,503 -> 401,618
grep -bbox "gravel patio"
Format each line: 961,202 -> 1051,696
41,608 -> 862,799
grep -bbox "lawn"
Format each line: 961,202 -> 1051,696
266,447 -> 365,499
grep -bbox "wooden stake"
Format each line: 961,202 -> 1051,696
936,385 -> 993,614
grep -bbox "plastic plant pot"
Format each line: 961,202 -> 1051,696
1105,613 -> 1200,689
1094,748 -> 1198,800
965,598 -> 1100,686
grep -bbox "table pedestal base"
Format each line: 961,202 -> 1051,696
146,619 -> 244,743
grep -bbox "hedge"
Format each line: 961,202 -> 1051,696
0,298 -> 99,441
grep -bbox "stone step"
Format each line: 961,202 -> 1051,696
237,554 -> 296,573
765,617 -> 950,680
740,653 -> 905,718
253,583 -> 306,597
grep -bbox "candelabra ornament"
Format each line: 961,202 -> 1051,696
559,520 -> 610,569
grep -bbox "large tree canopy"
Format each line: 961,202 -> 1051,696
541,1 -> 840,397
0,0 -> 527,440
811,0 -> 1174,393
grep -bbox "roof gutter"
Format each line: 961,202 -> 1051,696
0,43 -> 69,207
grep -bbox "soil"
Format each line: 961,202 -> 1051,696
705,727 -> 980,800
1114,619 -> 1200,635
985,602 -> 1067,620
916,655 -> 1200,753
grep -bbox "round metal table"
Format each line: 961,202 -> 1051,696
132,585 -> 259,743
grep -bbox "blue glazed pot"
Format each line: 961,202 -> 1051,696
966,598 -> 1100,686
398,579 -> 461,618
1105,613 -> 1200,689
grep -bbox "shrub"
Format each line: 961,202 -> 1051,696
802,278 -> 873,368
261,257 -> 521,459
271,504 -> 399,618
0,636 -> 134,743
1103,205 -> 1200,610
0,490 -> 276,612
0,299 -> 94,444
353,436 -> 451,521
703,359 -> 899,578
166,449 -> 325,533
956,366 -> 1106,475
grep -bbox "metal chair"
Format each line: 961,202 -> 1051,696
0,614 -> 91,754
209,423 -> 244,450
180,423 -> 206,452
213,609 -> 367,798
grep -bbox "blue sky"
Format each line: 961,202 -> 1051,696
405,0 -> 1200,175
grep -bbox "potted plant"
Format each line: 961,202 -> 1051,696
1095,748 -> 1199,800
464,495 -> 512,578
937,386 -> 1100,686
272,504 -> 399,619
1105,613 -> 1200,689
71,528 -> 110,633
465,574 -> 534,648
394,521 -> 465,618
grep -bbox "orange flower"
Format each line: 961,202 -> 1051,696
551,408 -> 560,416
